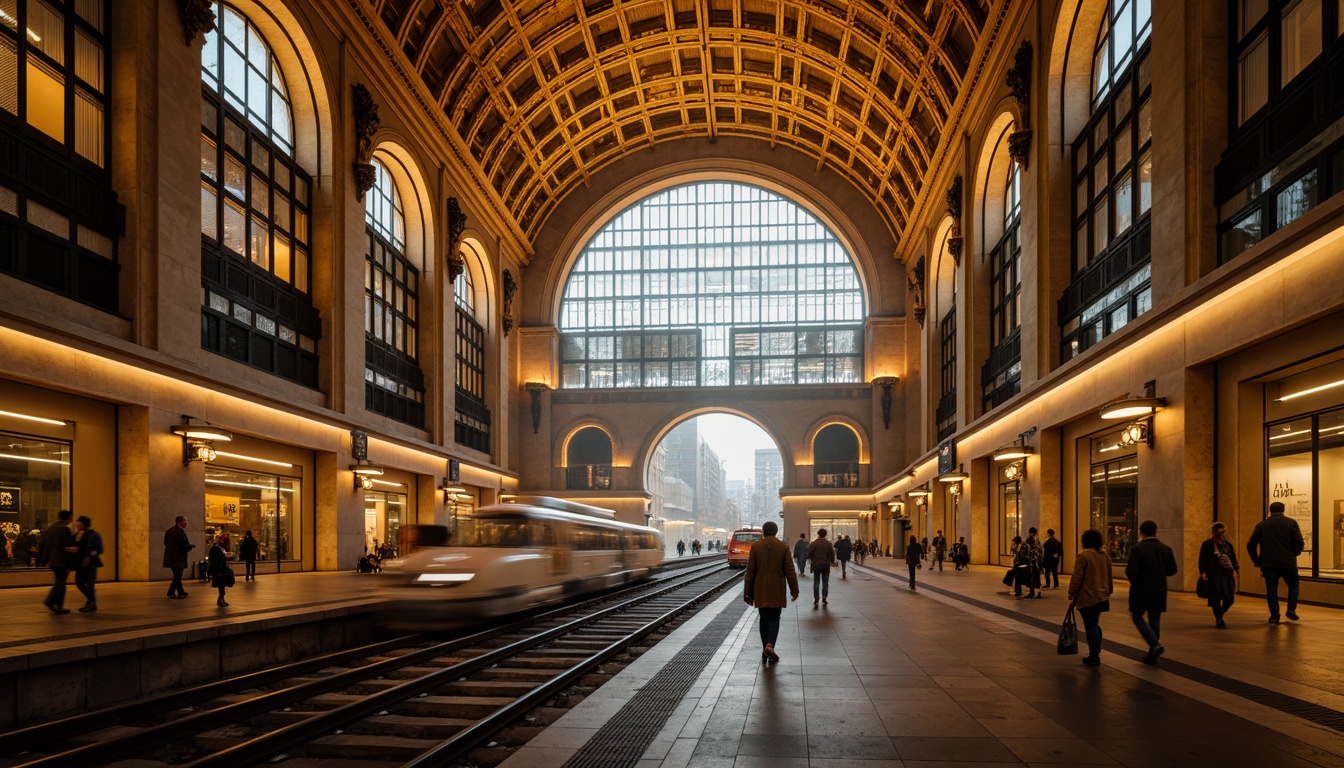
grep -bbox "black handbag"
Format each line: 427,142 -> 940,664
1196,577 -> 1209,599
1001,568 -> 1017,587
1057,607 -> 1079,655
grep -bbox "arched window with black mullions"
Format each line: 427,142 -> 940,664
1062,0 -> 1152,362
0,0 -> 121,312
199,2 -> 320,387
454,249 -> 490,453
364,157 -> 424,427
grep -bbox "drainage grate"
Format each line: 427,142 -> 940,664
562,601 -> 750,768
862,566 -> 1344,732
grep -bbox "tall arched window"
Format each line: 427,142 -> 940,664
984,160 -> 1022,412
1063,0 -> 1152,361
365,158 -> 424,427
559,182 -> 865,388
0,0 -> 121,312
566,427 -> 613,490
814,424 -> 860,488
200,3 -> 319,387
454,258 -> 490,452
933,224 -> 957,442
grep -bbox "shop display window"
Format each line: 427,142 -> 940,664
1265,407 -> 1344,579
1089,432 -> 1137,563
204,466 -> 298,567
0,433 -> 70,570
998,462 -> 1021,558
365,486 -> 406,558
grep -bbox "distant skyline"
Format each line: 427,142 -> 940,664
690,413 -> 779,482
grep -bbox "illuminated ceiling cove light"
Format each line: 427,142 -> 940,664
1277,378 -> 1344,402
0,451 -> 70,465
212,451 -> 293,468
0,409 -> 68,426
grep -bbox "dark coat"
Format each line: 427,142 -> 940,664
163,525 -> 194,569
835,538 -> 853,561
76,529 -> 105,570
806,537 -> 835,567
38,521 -> 75,568
1125,537 -> 1178,613
743,535 -> 799,608
1199,537 -> 1239,605
792,537 -> 808,560
240,536 -> 260,562
1246,512 -> 1305,570
1042,536 -> 1063,568
208,543 -> 233,587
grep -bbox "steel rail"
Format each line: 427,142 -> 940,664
402,568 -> 741,768
10,561 -> 723,768
180,565 -> 733,768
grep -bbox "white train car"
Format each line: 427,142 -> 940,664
381,495 -> 664,624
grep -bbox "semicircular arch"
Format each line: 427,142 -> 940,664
370,140 -> 435,272
974,111 -> 1019,256
557,421 -> 622,468
803,417 -> 870,465
634,405 -> 787,490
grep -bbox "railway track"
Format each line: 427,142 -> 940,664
1,558 -> 737,768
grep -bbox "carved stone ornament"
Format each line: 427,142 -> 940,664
1008,129 -> 1033,170
178,0 -> 216,46
908,255 -> 926,327
947,235 -> 963,263
446,197 -> 468,283
351,84 -> 381,202
502,268 -> 518,336
945,175 -> 963,222
1006,40 -> 1033,126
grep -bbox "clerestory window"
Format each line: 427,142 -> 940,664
558,181 -> 865,389
364,158 -> 424,427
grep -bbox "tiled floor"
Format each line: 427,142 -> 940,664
505,557 -> 1344,768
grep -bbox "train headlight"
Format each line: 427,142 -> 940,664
415,573 -> 474,584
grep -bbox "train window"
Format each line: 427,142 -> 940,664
456,516 -> 545,547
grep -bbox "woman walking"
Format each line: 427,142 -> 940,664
1198,522 -> 1239,628
1067,529 -> 1114,667
208,533 -> 236,607
904,535 -> 924,591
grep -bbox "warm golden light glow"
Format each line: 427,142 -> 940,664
213,451 -> 293,468
1277,377 -> 1344,402
0,409 -> 68,426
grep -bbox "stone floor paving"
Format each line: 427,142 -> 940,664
504,556 -> 1344,768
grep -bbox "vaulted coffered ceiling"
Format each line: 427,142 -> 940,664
368,0 -> 993,242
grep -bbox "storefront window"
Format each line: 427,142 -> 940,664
1317,409 -> 1344,578
1266,408 -> 1344,579
998,463 -> 1021,558
204,466 -> 298,568
1090,432 -> 1138,562
365,485 -> 406,557
809,517 -> 859,543
0,433 -> 70,570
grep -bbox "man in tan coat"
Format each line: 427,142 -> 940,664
744,521 -> 799,663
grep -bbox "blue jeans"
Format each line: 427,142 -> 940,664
1130,609 -> 1161,648
1079,604 -> 1104,659
758,607 -> 781,648
812,565 -> 830,600
1263,567 -> 1299,619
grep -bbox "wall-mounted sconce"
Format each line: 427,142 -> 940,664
1101,380 -> 1164,447
524,381 -> 549,433
171,415 -> 232,466
908,487 -> 930,505
993,426 -> 1038,462
351,460 -> 385,491
938,466 -> 968,483
1003,461 -> 1024,481
440,479 -> 467,506
947,482 -> 962,496
871,376 -> 899,430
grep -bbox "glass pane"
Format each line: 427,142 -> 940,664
223,199 -> 245,255
1115,171 -> 1134,234
74,88 -> 103,166
1241,0 -> 1268,37
0,434 -> 72,571
1276,169 -> 1319,228
1223,208 -> 1261,257
201,183 -> 217,238
30,0 -> 65,65
0,35 -> 14,115
74,30 -> 103,93
224,154 -> 245,199
1138,150 -> 1152,213
26,59 -> 64,142
1268,416 -> 1314,573
1318,410 -> 1344,578
1281,0 -> 1324,85
1093,196 -> 1109,253
1114,124 -> 1132,171
250,218 -> 269,269
1239,34 -> 1269,125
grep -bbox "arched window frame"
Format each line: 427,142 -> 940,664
931,222 -> 957,442
557,181 -> 866,389
566,426 -> 614,490
985,156 -> 1023,414
199,2 -> 319,388
813,423 -> 860,488
0,0 -> 120,312
1064,0 -> 1153,362
364,157 -> 424,427
454,243 -> 490,453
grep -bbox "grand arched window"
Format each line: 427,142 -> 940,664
364,158 -> 424,427
1063,0 -> 1152,361
454,259 -> 490,452
566,427 -> 613,490
933,224 -> 957,442
984,159 -> 1022,412
0,0 -> 121,312
559,182 -> 865,388
200,3 -> 319,387
814,424 -> 860,488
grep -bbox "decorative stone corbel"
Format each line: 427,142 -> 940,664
1005,40 -> 1034,170
908,255 -> 926,328
446,197 -> 468,283
351,84 -> 381,202
502,268 -> 517,336
178,0 -> 216,45
945,175 -> 963,265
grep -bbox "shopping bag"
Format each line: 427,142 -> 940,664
1057,607 -> 1079,655
1196,578 -> 1209,599
1001,567 -> 1017,587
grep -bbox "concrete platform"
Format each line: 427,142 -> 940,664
502,555 -> 1344,768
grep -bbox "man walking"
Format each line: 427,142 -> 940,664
38,509 -> 76,614
806,528 -> 836,607
931,530 -> 947,571
793,532 -> 808,578
835,535 -> 853,579
1125,520 -> 1178,664
163,515 -> 195,599
73,515 -> 105,612
1247,502 -> 1305,624
743,521 -> 799,663
1042,529 -> 1063,588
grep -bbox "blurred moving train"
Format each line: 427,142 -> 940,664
381,495 -> 664,624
